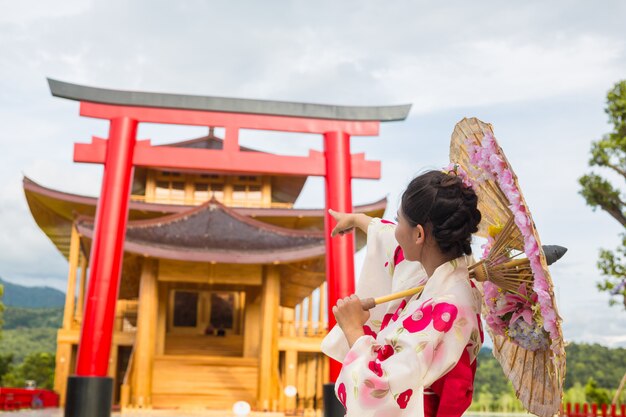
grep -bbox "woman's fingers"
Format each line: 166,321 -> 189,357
328,209 -> 355,237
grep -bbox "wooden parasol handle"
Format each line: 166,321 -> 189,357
360,286 -> 425,310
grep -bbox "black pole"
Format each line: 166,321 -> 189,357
323,382 -> 345,417
65,376 -> 113,417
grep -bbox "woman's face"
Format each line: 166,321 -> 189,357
394,207 -> 422,262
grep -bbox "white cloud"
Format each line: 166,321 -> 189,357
373,35 -> 624,113
0,0 -> 93,25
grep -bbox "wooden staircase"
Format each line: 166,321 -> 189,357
151,355 -> 258,409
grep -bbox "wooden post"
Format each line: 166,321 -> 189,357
131,258 -> 158,408
285,349 -> 297,412
258,266 -> 280,410
297,303 -> 304,337
284,307 -> 296,337
262,176 -> 271,207
54,342 -> 73,406
75,254 -> 88,323
63,226 -> 80,329
243,291 -> 261,358
318,282 -> 326,335
108,344 -> 118,403
305,354 -> 316,410
155,281 -> 167,355
307,295 -> 314,336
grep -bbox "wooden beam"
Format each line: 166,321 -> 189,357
62,226 -> 80,329
158,260 -> 262,286
278,337 -> 325,353
132,258 -> 158,408
257,266 -> 280,410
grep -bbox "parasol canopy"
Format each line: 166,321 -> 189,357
450,117 -> 566,417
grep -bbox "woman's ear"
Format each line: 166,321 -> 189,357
413,224 -> 425,245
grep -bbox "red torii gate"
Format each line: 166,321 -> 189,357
48,79 -> 410,417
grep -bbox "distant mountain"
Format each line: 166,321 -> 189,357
3,306 -> 63,329
0,277 -> 65,308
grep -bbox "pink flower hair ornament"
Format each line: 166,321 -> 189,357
443,162 -> 474,189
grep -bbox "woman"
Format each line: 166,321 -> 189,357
321,169 -> 484,417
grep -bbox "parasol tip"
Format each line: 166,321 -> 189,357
543,245 -> 568,265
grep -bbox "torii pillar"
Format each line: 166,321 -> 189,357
47,78 -> 410,417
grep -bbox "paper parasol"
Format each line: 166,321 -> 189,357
450,117 -> 566,417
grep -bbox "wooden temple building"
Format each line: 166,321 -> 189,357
24,131 -> 386,412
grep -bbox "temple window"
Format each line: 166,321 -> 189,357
145,170 -> 271,207
154,172 -> 185,204
169,289 -> 240,335
193,175 -> 225,203
231,176 -> 263,205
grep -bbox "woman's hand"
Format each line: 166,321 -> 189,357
332,294 -> 370,347
329,210 -> 372,237
329,209 -> 356,237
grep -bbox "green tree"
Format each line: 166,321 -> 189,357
0,354 -> 13,384
585,378 -> 611,405
579,80 -> 626,308
475,389 -> 494,412
564,382 -> 587,404
2,352 -> 55,389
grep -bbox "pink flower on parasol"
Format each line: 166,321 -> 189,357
495,284 -> 536,326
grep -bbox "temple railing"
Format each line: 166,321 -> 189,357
277,282 -> 328,415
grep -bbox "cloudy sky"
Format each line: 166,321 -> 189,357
1,0 -> 625,347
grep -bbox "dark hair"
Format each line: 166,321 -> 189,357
400,170 -> 481,257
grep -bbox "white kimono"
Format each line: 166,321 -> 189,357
321,218 -> 483,417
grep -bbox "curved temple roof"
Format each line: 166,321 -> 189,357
23,176 -> 387,259
48,78 -> 411,122
76,200 -> 326,264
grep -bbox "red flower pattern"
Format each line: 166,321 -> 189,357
363,325 -> 378,338
391,299 -> 407,322
381,299 -> 407,331
432,302 -> 458,332
368,360 -> 383,377
380,313 -> 394,331
396,388 -> 413,409
337,383 -> 347,409
376,344 -> 394,362
393,245 -> 405,266
402,302 -> 433,333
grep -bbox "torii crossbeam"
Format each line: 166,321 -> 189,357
47,78 -> 411,417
